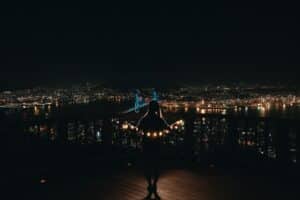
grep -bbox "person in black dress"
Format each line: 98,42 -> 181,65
138,101 -> 169,199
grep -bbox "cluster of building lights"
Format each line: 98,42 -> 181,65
170,119 -> 185,130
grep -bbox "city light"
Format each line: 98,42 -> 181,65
222,109 -> 226,115
40,179 -> 47,184
122,123 -> 129,130
0,84 -> 297,166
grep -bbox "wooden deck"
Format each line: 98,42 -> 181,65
15,168 -> 298,200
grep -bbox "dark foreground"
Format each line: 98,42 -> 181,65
40,169 -> 297,200
1,140 -> 299,200
3,161 -> 299,200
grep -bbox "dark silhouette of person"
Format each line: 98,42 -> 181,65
138,101 -> 169,200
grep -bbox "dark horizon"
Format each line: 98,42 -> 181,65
1,69 -> 300,90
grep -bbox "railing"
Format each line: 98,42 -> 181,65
19,115 -> 297,166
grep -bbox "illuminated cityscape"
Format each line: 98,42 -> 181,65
0,83 -> 298,112
1,2 -> 299,199
1,83 -> 297,165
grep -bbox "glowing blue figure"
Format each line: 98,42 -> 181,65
134,90 -> 142,113
152,89 -> 159,101
122,89 -> 159,114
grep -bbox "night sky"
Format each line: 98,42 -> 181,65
0,2 -> 299,89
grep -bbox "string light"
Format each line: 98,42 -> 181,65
122,119 -> 184,138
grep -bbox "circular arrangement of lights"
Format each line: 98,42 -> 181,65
121,119 -> 184,138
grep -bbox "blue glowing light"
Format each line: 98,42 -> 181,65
152,89 -> 159,101
122,89 -> 160,114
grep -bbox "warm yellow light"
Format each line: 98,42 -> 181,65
159,131 -> 163,136
177,119 -> 184,125
234,106 -> 238,112
200,109 -> 206,114
153,132 -> 157,137
176,120 -> 183,125
122,124 -> 129,130
34,106 -> 40,116
147,132 -> 151,137
222,109 -> 226,115
283,103 -> 286,109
